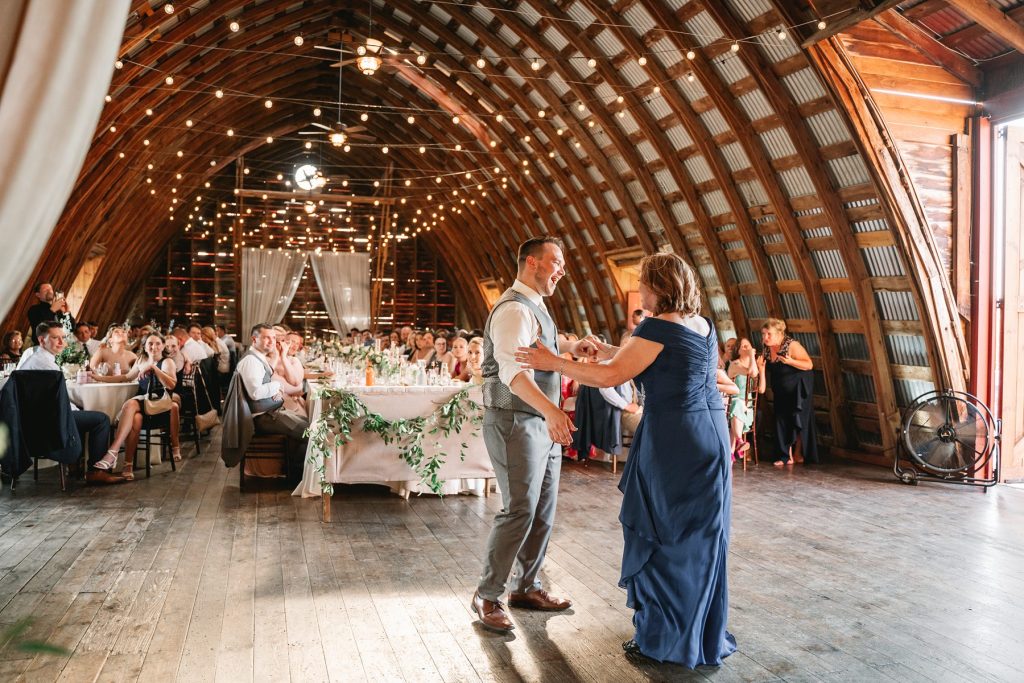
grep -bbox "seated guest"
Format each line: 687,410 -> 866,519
727,338 -> 759,461
409,330 -> 434,363
162,334 -> 191,375
722,337 -> 737,373
172,326 -> 208,364
571,363 -> 637,467
427,334 -> 452,373
466,337 -> 484,385
92,334 -> 182,479
388,331 -> 400,350
0,331 -> 23,363
21,321 -> 122,483
215,324 -> 236,355
27,283 -> 74,332
448,336 -> 471,381
236,323 -> 309,477
74,322 -> 101,357
202,326 -> 230,375
272,331 -> 305,413
398,326 -> 413,353
188,323 -> 214,359
90,324 -> 137,375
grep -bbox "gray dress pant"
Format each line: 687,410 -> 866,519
477,408 -> 562,602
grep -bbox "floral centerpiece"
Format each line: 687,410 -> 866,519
54,317 -> 89,379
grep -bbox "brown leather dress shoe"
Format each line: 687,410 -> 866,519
471,591 -> 514,633
86,469 -> 126,485
508,588 -> 572,611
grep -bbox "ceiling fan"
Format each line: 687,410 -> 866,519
301,31 -> 377,146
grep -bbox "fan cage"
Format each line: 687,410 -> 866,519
900,390 -> 997,476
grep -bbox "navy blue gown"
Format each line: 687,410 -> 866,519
618,317 -> 736,667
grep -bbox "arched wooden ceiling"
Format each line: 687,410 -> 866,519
10,0 -> 1003,460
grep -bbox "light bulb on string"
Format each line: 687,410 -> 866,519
476,57 -> 486,69
215,89 -> 224,98
731,42 -> 740,53
530,59 -> 541,71
229,21 -> 240,32
360,113 -> 369,122
587,57 -> 597,68
777,29 -> 787,41
313,107 -> 321,117
264,99 -> 273,108
407,115 -> 415,124
416,53 -> 427,65
294,35 -> 304,46
686,50 -> 696,60
638,56 -> 647,66
817,20 -> 827,30
165,76 -> 174,85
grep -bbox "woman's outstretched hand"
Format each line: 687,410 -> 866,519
515,340 -> 561,371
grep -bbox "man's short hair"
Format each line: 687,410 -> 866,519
187,323 -> 202,332
215,324 -> 226,333
632,309 -> 644,317
250,323 -> 273,338
75,321 -> 90,331
517,236 -> 563,266
36,321 -> 61,340
34,282 -> 50,294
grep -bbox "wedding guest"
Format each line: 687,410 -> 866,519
388,331 -> 401,349
162,334 -> 191,375
92,334 -> 181,479
466,337 -> 484,385
409,331 -> 434,363
27,283 -> 74,332
572,369 -> 638,467
428,335 -> 452,373
722,337 -> 737,373
757,318 -> 817,467
398,326 -> 413,352
215,324 -> 236,355
201,326 -> 230,375
272,333 -> 305,413
74,322 -> 101,357
172,326 -> 207,364
188,324 -> 214,358
22,321 -> 122,484
0,331 -> 23,363
89,325 -> 137,376
516,252 -> 736,667
727,339 -> 758,460
448,336 -> 472,381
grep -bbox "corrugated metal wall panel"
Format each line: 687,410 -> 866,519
827,155 -> 871,188
699,109 -> 730,137
894,379 -> 936,408
653,169 -> 679,194
760,232 -> 785,245
727,0 -> 775,23
621,4 -> 656,32
722,240 -> 745,250
778,167 -> 815,197
685,11 -> 725,47
768,253 -> 798,280
701,190 -> 730,216
875,291 -> 920,320
608,155 -> 630,174
618,218 -> 636,238
730,259 -> 758,284
644,96 -> 672,119
824,291 -> 859,320
810,249 -> 848,278
760,127 -> 797,159
637,140 -> 660,163
594,29 -> 626,56
652,37 -> 682,67
738,181 -> 768,207
737,89 -> 774,122
542,27 -> 569,52
855,423 -> 882,446
806,110 -> 851,146
619,60 -> 649,87
617,110 -> 640,134
756,28 -> 802,63
672,201 -> 694,224
665,125 -> 693,149
716,222 -> 737,234
626,181 -> 646,204
684,155 -> 715,184
803,226 -> 833,239
720,142 -> 751,172
709,294 -> 732,320
835,332 -> 870,360
793,332 -> 820,355
566,1 -> 596,25
470,4 -> 494,24
781,68 -> 828,104
598,223 -> 614,243
885,334 -> 929,366
677,73 -> 708,102
741,294 -> 768,318
697,263 -> 719,284
852,218 -> 887,233
843,372 -> 877,403
712,55 -> 751,85
782,292 -> 812,319
862,246 -> 905,277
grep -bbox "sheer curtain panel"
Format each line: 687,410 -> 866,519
0,0 -> 130,320
309,252 -> 371,336
239,249 -> 308,340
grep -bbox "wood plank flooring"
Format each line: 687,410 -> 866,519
1,430 -> 1023,682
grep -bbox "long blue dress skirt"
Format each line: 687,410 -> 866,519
617,318 -> 737,667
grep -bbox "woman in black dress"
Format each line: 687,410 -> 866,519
756,318 -> 817,466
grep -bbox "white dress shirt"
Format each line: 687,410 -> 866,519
213,338 -> 230,374
598,381 -> 632,410
220,334 -> 236,353
236,349 -> 280,415
182,337 -> 210,363
489,279 -> 551,389
15,345 -> 37,369
84,338 -> 101,356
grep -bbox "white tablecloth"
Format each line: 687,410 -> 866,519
66,382 -> 138,421
293,384 -> 493,498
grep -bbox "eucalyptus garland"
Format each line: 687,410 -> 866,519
304,386 -> 483,496
334,345 -> 403,377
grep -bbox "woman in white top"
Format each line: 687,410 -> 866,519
91,334 -> 181,479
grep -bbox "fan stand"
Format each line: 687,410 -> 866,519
894,389 -> 1001,489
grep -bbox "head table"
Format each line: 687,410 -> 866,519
292,383 -> 494,505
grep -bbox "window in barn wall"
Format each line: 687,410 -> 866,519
65,244 -> 106,318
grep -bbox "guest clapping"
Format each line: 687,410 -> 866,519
756,318 -> 816,467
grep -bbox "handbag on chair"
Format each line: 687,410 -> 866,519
143,382 -> 173,415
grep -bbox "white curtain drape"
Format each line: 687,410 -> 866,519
309,252 -> 371,335
240,248 -> 308,339
0,0 -> 130,321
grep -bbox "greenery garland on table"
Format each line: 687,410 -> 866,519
332,344 -> 403,377
304,386 -> 483,496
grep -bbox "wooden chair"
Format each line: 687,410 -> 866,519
136,411 -> 178,479
740,378 -> 759,470
238,434 -> 289,492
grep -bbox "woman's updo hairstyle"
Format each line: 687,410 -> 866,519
639,252 -> 701,316
761,318 -> 787,335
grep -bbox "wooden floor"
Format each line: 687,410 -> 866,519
1,432 -> 1023,682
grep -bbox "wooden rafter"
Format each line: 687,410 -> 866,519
947,0 -> 1024,53
800,0 -> 907,47
874,9 -> 982,88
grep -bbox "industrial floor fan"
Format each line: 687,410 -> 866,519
895,389 -> 1000,488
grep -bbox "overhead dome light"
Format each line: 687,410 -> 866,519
330,131 -> 347,146
358,38 -> 383,76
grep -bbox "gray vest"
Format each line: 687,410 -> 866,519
482,288 -> 560,417
244,349 -> 284,415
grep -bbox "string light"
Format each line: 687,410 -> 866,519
264,99 -> 273,108
530,59 -> 540,71
185,119 -> 193,127
476,57 -> 486,69
407,115 -> 415,124
637,56 -> 647,66
164,76 -> 174,85
215,89 -> 224,98
229,21 -> 240,32
777,29 -> 787,41
731,42 -> 740,53
114,60 -> 123,69
294,35 -> 304,46
686,50 -> 696,60
163,3 -> 174,13
817,20 -> 827,30
587,58 -> 597,68
360,113 -> 369,122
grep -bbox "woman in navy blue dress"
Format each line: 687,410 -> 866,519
516,253 -> 736,668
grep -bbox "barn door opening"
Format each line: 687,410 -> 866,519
996,121 -> 1024,482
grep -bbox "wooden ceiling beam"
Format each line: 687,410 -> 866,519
800,0 -> 906,47
874,9 -> 982,88
947,0 -> 1024,53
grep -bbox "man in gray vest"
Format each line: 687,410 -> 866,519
472,236 -> 596,633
